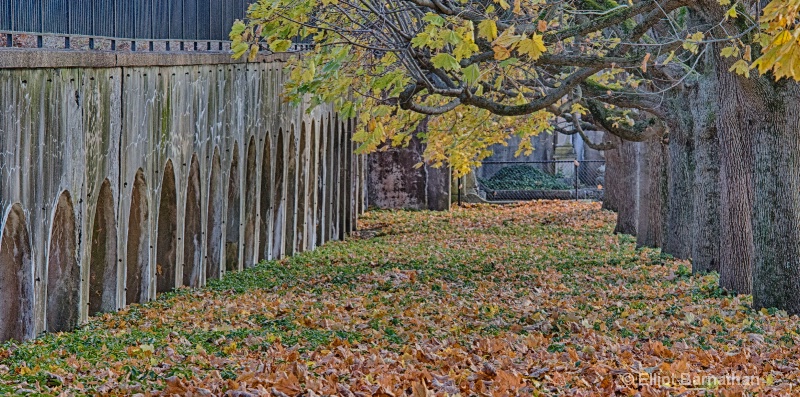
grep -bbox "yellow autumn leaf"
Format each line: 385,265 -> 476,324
729,59 -> 751,78
223,342 -> 238,355
517,33 -> 547,60
773,30 -> 793,46
478,19 -> 498,41
690,31 -> 704,42
661,50 -> 676,65
493,26 -> 521,48
726,5 -> 737,18
720,46 -> 739,58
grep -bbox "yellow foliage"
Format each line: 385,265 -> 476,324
517,34 -> 547,60
751,0 -> 800,80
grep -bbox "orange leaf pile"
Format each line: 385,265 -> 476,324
1,201 -> 798,396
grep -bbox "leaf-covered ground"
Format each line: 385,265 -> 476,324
2,201 -> 799,396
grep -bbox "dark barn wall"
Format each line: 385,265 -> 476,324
0,53 -> 366,341
367,135 -> 451,211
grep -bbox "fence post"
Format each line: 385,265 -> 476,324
573,160 -> 580,201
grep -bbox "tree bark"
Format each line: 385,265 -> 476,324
684,5 -> 800,311
602,133 -> 622,213
750,81 -> 800,312
714,55 -> 755,294
636,135 -> 667,248
690,72 -> 721,274
604,134 -> 640,235
661,56 -> 721,270
663,104 -> 695,259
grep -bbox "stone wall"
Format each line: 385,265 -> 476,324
0,52 -> 365,341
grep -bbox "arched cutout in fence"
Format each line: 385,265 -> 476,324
324,116 -> 335,245
226,145 -> 241,272
308,120 -> 319,250
243,136 -> 258,268
0,204 -> 34,341
296,121 -> 309,253
46,191 -> 80,333
89,179 -> 119,316
316,119 -> 327,247
207,148 -> 223,280
272,130 -> 286,259
340,119 -> 349,237
284,125 -> 299,256
183,154 -> 203,287
345,118 -> 354,235
156,160 -> 178,293
332,117 -> 342,241
259,133 -> 272,261
126,169 -> 149,305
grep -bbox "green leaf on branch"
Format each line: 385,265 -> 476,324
230,20 -> 246,38
463,64 -> 481,85
411,32 -> 431,48
423,13 -> 446,27
232,42 -> 249,59
269,39 -> 292,53
432,53 -> 461,71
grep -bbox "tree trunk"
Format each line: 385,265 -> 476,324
690,73 -> 721,274
688,8 -> 800,311
750,81 -> 800,312
714,55 -> 755,294
663,106 -> 695,259
604,134 -> 640,235
636,135 -> 667,248
662,58 -> 721,270
602,133 -> 622,213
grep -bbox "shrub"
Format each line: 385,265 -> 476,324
480,165 -> 572,191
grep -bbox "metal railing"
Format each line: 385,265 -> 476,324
476,160 -> 606,201
0,0 -> 251,50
